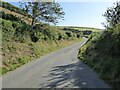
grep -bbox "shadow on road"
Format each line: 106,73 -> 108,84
40,61 -> 88,88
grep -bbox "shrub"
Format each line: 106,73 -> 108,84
65,31 -> 73,37
13,23 -> 31,43
33,24 -> 60,41
2,19 -> 13,30
12,21 -> 22,28
78,24 -> 120,89
1,11 -> 25,23
2,19 -> 15,42
1,1 -> 32,18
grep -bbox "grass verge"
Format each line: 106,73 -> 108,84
78,27 -> 120,89
2,38 -> 82,74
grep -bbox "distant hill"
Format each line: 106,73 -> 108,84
57,26 -> 101,32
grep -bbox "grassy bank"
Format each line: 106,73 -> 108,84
1,17 -> 83,75
0,2 -> 82,75
78,24 -> 120,89
1,38 -> 82,75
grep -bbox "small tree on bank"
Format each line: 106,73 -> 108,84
103,1 -> 120,28
19,2 -> 65,26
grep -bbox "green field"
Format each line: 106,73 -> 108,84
72,27 -> 102,32
56,26 -> 102,32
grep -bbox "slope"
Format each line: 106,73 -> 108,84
78,24 -> 120,89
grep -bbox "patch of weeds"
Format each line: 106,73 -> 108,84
0,67 -> 2,75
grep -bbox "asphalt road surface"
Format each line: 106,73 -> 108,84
2,38 -> 111,88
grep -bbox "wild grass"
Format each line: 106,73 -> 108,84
2,38 -> 82,74
1,7 -> 83,75
78,24 -> 120,89
1,17 -> 82,74
0,7 -> 32,25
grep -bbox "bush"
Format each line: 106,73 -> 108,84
65,31 -> 73,37
103,1 -> 120,28
12,21 -> 22,28
33,23 -> 67,41
2,18 -> 31,43
1,1 -> 32,18
1,11 -> 25,23
2,19 -> 15,42
13,23 -> 31,43
2,19 -> 13,30
78,24 -> 120,89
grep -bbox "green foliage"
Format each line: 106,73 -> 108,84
2,19 -> 14,42
78,24 -> 120,89
65,31 -> 73,37
2,37 -> 81,74
58,31 -> 68,40
2,19 -> 31,43
1,1 -> 81,75
12,21 -> 22,28
2,55 -> 32,74
32,23 -> 76,41
1,11 -> 25,23
0,29 -> 1,46
2,19 -> 13,30
0,68 -> 2,75
20,2 -> 65,25
17,56 -> 31,65
2,18 -> 77,43
103,1 -> 120,28
62,26 -> 94,38
2,16 -> 81,74
13,23 -> 31,43
1,1 -> 32,18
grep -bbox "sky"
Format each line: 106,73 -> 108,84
7,1 -> 114,29
57,2 -> 113,29
58,2 -> 113,28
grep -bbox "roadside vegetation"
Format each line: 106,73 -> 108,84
1,2 -> 32,18
78,1 -> 120,89
57,26 -> 101,38
1,15 -> 82,74
1,2 -> 83,74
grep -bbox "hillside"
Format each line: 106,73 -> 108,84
78,24 -> 120,89
1,2 -> 85,74
57,26 -> 101,31
1,17 -> 84,74
1,2 -> 31,18
57,26 -> 102,38
72,27 -> 101,32
0,6 -> 32,25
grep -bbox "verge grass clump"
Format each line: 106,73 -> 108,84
2,17 -> 83,74
78,24 -> 120,89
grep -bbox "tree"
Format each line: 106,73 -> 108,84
103,1 -> 120,28
19,2 -> 65,26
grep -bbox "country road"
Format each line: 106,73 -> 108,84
2,38 -> 111,88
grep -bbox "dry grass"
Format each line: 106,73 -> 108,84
2,38 -> 82,74
0,7 -> 32,25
